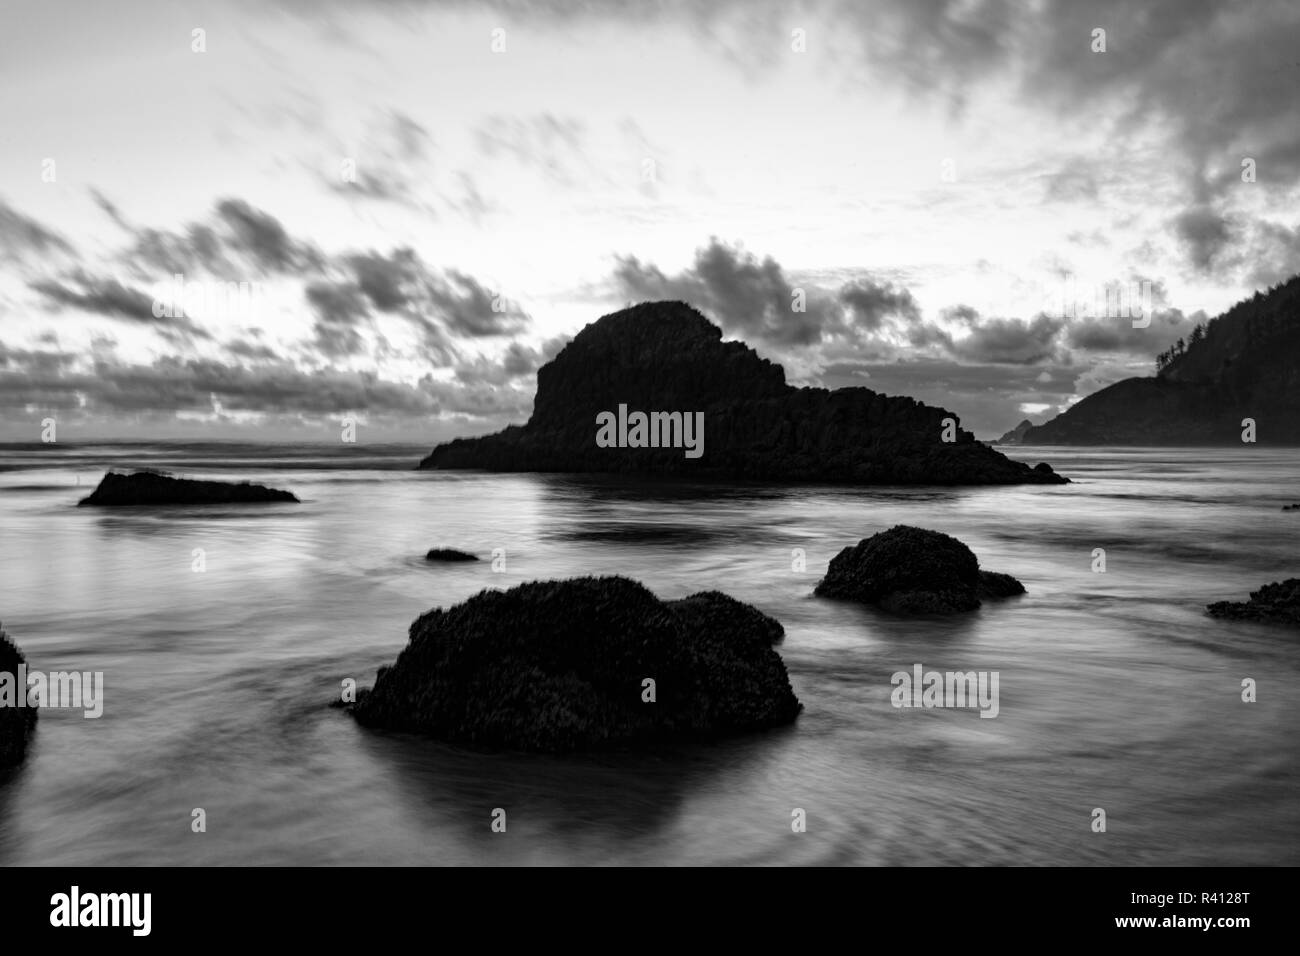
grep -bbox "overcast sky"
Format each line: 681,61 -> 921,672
2,0 -> 1298,441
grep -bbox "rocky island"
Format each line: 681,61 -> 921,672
77,470 -> 299,506
815,525 -> 1026,614
347,575 -> 802,751
420,301 -> 1066,485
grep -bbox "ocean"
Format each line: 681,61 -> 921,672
0,443 -> 1296,865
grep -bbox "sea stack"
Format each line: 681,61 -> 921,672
77,470 -> 299,506
420,301 -> 1067,485
815,525 -> 1026,614
348,576 -> 802,752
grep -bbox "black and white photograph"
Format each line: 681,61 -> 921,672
0,0 -> 1295,927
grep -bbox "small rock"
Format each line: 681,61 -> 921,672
814,525 -> 1025,615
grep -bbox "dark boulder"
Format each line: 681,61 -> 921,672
1207,579 -> 1300,628
419,301 -> 1067,486
0,624 -> 38,769
424,548 -> 479,562
348,576 -> 801,751
814,525 -> 1025,614
77,470 -> 298,506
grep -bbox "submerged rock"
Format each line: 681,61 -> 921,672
348,576 -> 802,751
814,525 -> 1025,614
419,301 -> 1067,486
424,548 -> 479,562
1207,579 -> 1300,628
77,470 -> 298,506
0,625 -> 38,769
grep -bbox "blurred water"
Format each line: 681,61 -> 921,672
0,443 -> 1296,865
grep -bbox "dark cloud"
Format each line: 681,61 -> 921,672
432,270 -> 529,338
75,195 -> 530,363
838,279 -> 921,331
305,280 -> 371,358
949,313 -> 1066,365
613,238 -> 846,347
28,271 -> 213,342
214,199 -> 319,273
0,197 -> 74,263
223,338 -> 281,362
1065,308 -> 1196,352
453,334 -> 570,386
1173,205 -> 1234,274
30,271 -> 155,321
116,197 -> 320,279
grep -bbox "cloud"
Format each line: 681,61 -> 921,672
0,348 -> 530,424
29,271 -> 213,341
305,280 -> 371,358
329,110 -> 436,205
613,238 -> 851,347
838,279 -> 921,331
1173,205 -> 1234,275
1065,307 -> 1197,352
121,198 -> 321,279
949,312 -> 1066,365
474,114 -> 589,186
0,197 -> 74,264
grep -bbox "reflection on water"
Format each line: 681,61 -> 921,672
0,444 -> 1296,865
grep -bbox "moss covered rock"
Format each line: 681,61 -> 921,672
814,525 -> 1025,614
349,576 -> 801,751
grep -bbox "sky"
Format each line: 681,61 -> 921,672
1,0 -> 1298,442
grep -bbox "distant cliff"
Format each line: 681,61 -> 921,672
997,419 -> 1033,445
420,301 -> 1066,485
1021,276 -> 1300,445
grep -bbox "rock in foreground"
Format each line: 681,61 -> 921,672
1207,579 -> 1300,628
815,525 -> 1025,614
349,576 -> 802,751
0,625 -> 38,769
420,301 -> 1066,486
77,470 -> 298,506
424,548 -> 479,562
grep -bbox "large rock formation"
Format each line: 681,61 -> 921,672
78,470 -> 298,506
1019,275 -> 1300,445
0,625 -> 38,769
814,525 -> 1025,614
420,301 -> 1066,485
348,576 -> 802,751
1207,579 -> 1300,628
